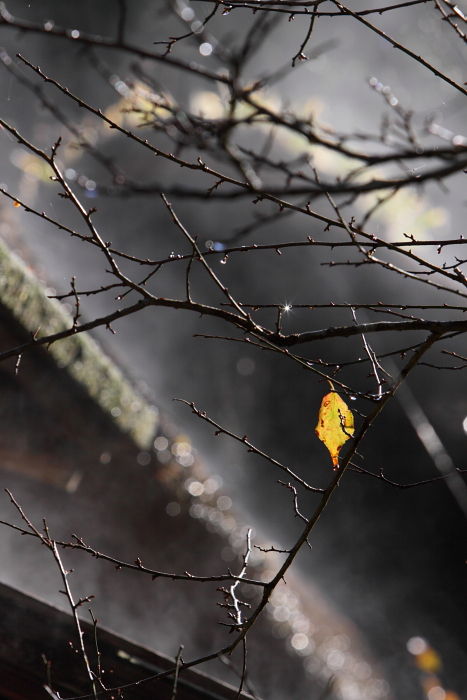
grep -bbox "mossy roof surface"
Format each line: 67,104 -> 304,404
0,239 -> 158,450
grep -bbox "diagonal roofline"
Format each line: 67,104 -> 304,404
0,238 -> 158,450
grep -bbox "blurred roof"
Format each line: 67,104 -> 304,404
0,581 -> 253,700
0,237 -> 159,451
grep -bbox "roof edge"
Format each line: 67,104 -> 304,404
0,238 -> 159,449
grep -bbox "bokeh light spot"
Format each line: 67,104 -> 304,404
166,502 -> 181,516
407,636 -> 428,655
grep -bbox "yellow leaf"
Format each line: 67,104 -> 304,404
315,390 -> 354,469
